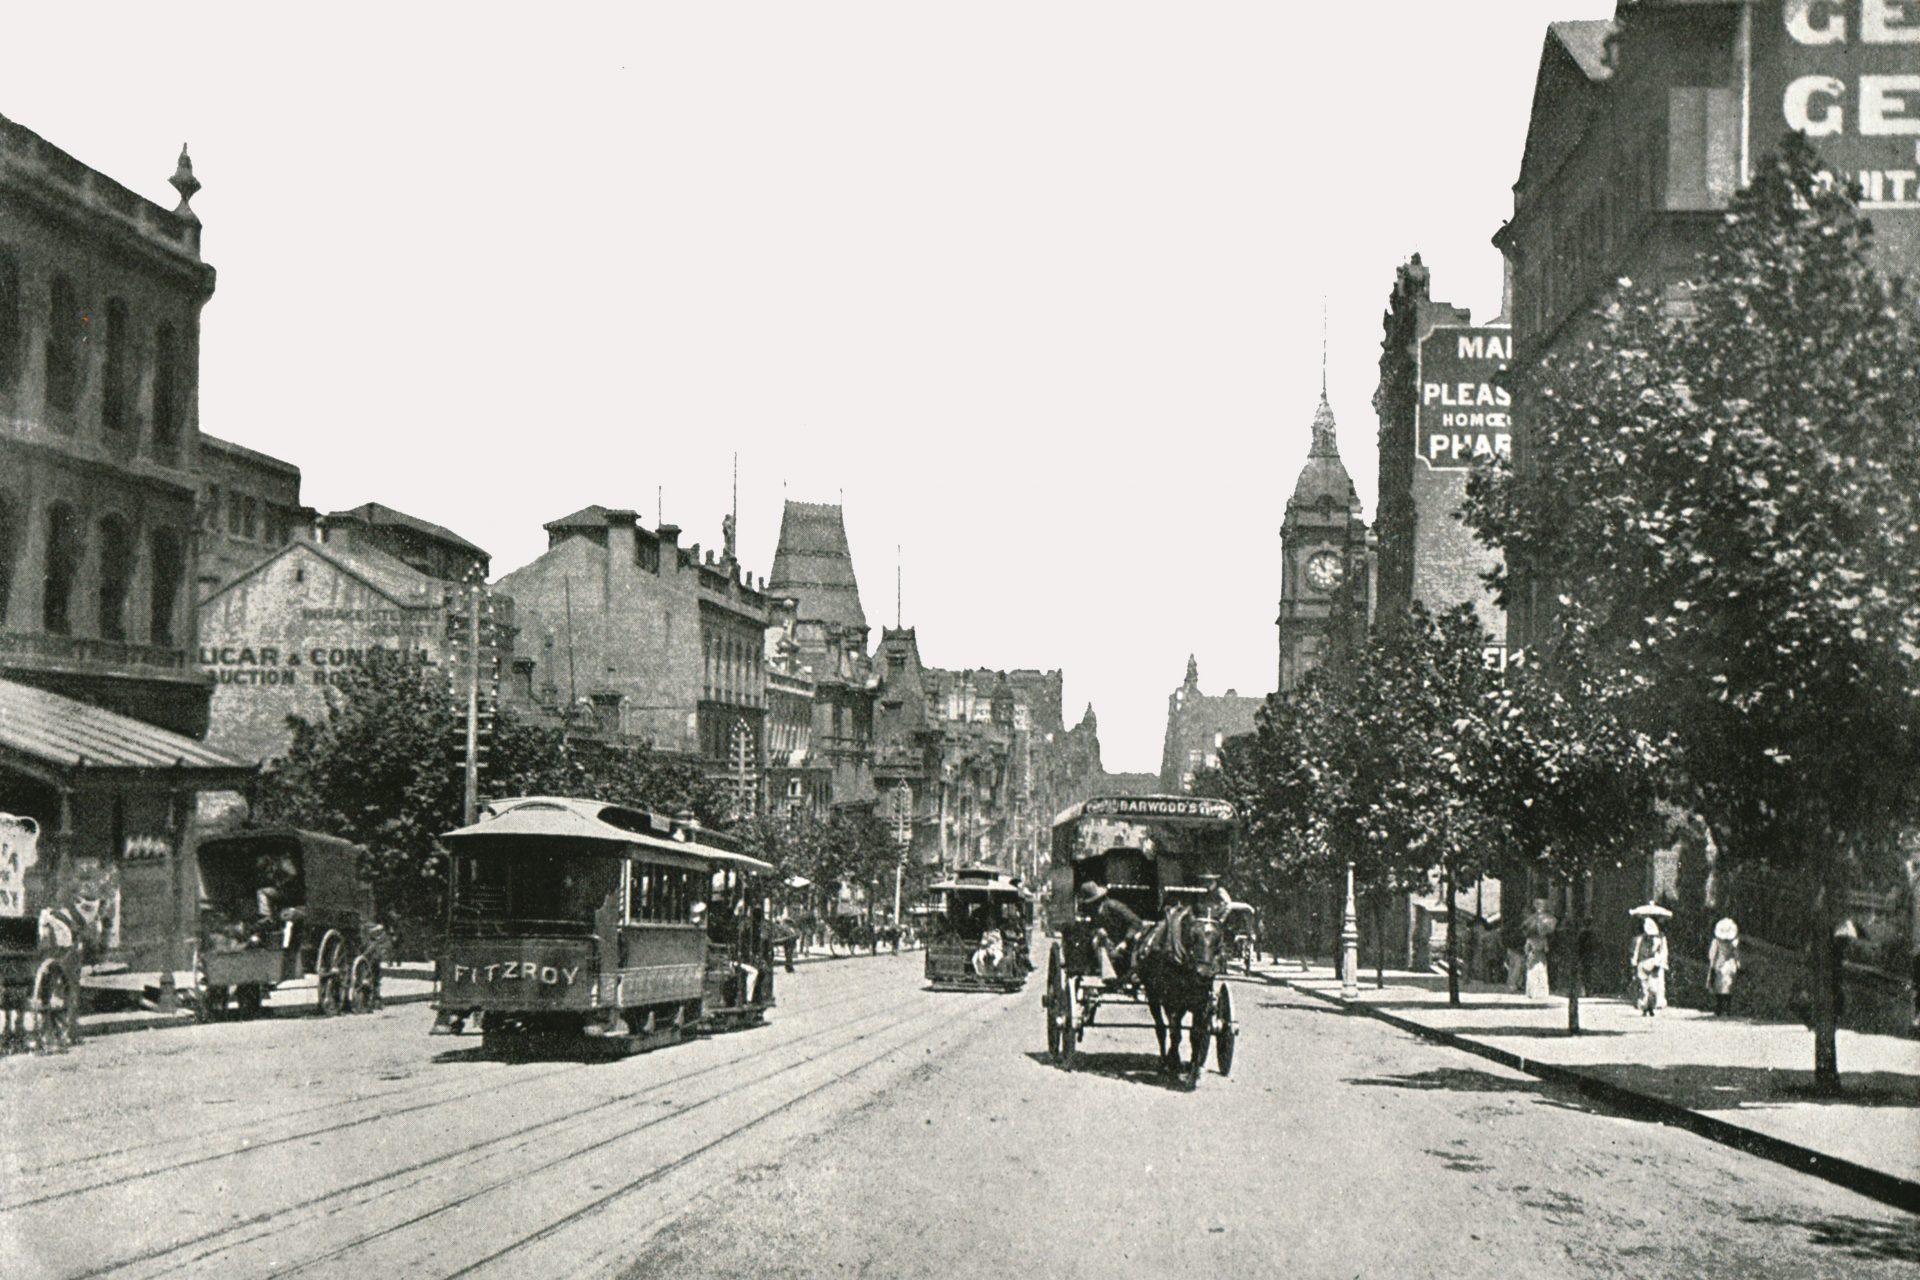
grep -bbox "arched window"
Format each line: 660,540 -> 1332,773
0,490 -> 19,623
0,251 -> 20,392
148,528 -> 184,647
152,322 -> 180,455
96,514 -> 133,642
44,274 -> 82,413
103,298 -> 130,430
41,501 -> 85,635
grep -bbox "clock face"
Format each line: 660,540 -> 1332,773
1305,551 -> 1345,592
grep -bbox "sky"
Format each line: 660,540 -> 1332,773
4,1 -> 1615,773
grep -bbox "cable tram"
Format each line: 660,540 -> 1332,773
921,865 -> 1034,991
432,796 -> 776,1054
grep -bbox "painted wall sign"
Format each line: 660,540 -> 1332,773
1417,327 -> 1514,470
1777,1 -> 1920,213
0,814 -> 41,917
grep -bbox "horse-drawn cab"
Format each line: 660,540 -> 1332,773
1044,796 -> 1240,1087
923,865 -> 1033,991
433,797 -> 776,1055
190,828 -> 388,1019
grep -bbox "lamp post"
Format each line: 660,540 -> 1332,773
1340,860 -> 1360,1000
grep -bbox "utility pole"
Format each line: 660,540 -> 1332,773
463,572 -> 482,826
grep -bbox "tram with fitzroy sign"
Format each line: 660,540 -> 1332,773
432,797 -> 777,1054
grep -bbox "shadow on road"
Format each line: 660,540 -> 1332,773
1344,1067 -> 1598,1114
1737,1212 -> 1920,1263
1023,1050 -> 1193,1092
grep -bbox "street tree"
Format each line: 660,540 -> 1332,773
1465,136 -> 1920,1079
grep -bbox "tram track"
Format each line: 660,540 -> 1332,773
31,978 -> 927,1280
4,979 -> 886,1213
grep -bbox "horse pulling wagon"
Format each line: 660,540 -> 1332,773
923,866 -> 1033,992
432,796 -> 777,1055
188,828 -> 389,1019
1042,796 -> 1240,1088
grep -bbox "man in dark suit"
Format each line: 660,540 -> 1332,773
1079,881 -> 1144,982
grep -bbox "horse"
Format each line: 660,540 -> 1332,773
1134,904 -> 1220,1087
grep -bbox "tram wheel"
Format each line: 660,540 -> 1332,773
1212,983 -> 1237,1078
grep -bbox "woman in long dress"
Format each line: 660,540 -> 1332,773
1521,899 -> 1556,999
1707,918 -> 1741,1015
1632,918 -> 1669,1016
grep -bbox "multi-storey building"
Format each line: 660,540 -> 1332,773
494,505 -> 771,801
317,501 -> 489,583
1158,656 -> 1263,794
195,433 -> 311,594
768,500 -> 875,813
0,114 -> 251,977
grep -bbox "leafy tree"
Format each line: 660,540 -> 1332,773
1466,136 -> 1920,1083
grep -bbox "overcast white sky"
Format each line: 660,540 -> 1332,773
6,1 -> 1614,772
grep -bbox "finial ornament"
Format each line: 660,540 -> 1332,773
1321,295 -> 1328,398
170,145 -> 201,224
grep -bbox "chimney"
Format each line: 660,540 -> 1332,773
657,523 -> 681,576
604,509 -> 639,604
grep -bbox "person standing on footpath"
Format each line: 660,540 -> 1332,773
1707,918 -> 1741,1016
1632,917 -> 1669,1016
1521,899 -> 1556,999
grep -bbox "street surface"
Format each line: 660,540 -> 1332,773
1,953 -> 1914,1279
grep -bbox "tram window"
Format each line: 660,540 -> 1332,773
629,863 -> 698,924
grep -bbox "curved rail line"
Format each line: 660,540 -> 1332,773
50,985 -> 928,1280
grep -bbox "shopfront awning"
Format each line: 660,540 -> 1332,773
0,678 -> 256,787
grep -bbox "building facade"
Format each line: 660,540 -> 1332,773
1276,389 -> 1372,691
195,433 -> 310,595
494,506 -> 771,798
1158,656 -> 1263,793
767,500 -> 875,813
0,115 -> 251,978
1373,255 -> 1509,647
318,501 -> 489,583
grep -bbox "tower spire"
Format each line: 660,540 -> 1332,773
1320,295 -> 1328,399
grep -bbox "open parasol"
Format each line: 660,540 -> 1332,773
1628,902 -> 1674,919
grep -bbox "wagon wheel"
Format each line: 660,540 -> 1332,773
30,957 -> 77,1053
186,940 -> 231,1022
314,930 -> 346,1016
235,984 -> 265,1016
828,930 -> 848,959
1057,973 -> 1079,1070
1044,946 -> 1069,1062
346,954 -> 380,1013
1212,982 -> 1236,1078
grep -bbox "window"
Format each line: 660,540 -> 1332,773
242,496 -> 258,540
226,492 -> 243,536
44,274 -> 82,413
0,490 -> 18,623
102,299 -> 130,430
0,251 -> 19,392
627,862 -> 698,924
148,528 -> 184,646
95,515 -> 133,642
41,501 -> 84,634
152,323 -> 180,454
1665,87 -> 1738,211
203,485 -> 221,532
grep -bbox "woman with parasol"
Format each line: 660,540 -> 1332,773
1707,918 -> 1741,1016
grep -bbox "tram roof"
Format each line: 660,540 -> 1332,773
1050,794 -> 1236,828
443,796 -> 773,875
928,877 -> 1028,896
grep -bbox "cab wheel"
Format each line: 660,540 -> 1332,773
1212,983 -> 1237,1078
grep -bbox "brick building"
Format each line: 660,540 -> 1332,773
318,501 -> 489,583
195,433 -> 311,594
1372,254 -> 1509,647
1276,386 -> 1372,691
494,506 -> 773,801
0,115 -> 251,977
1158,656 -> 1263,793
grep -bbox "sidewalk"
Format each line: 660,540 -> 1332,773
1272,961 -> 1920,1213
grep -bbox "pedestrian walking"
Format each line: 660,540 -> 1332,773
1632,917 -> 1669,1016
1707,917 -> 1741,1016
1522,898 -> 1556,999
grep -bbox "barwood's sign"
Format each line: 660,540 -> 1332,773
1082,796 -> 1235,821
1417,327 -> 1514,470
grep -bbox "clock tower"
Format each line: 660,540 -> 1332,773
1277,386 -> 1371,691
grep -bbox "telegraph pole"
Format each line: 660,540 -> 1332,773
463,571 -> 481,827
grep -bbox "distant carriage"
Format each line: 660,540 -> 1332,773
189,828 -> 390,1018
1043,796 -> 1240,1087
432,797 -> 777,1054
0,815 -> 87,1054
